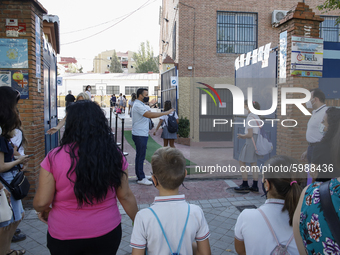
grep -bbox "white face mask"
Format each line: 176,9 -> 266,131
306,98 -> 314,109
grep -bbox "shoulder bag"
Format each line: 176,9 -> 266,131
0,170 -> 30,200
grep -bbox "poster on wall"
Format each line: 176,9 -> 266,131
291,36 -> 323,77
0,38 -> 28,68
0,70 -> 29,99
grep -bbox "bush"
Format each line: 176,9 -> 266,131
178,117 -> 190,138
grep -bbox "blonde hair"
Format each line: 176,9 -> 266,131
76,92 -> 90,101
151,147 -> 186,190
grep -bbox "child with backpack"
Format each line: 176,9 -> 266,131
234,100 -> 262,193
234,155 -> 303,255
130,147 -> 211,255
153,100 -> 179,148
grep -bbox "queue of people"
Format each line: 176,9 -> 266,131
2,86 -> 340,255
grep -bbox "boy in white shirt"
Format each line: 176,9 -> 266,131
130,147 -> 211,255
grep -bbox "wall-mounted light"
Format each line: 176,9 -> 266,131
164,18 -> 169,22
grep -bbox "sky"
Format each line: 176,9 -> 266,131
38,0 -> 161,72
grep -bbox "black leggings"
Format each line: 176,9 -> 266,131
47,223 -> 122,255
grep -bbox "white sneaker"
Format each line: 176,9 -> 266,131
137,178 -> 152,186
145,175 -> 152,180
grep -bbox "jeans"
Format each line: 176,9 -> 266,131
132,135 -> 148,180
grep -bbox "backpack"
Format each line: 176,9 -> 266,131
116,107 -> 122,114
258,208 -> 294,255
149,119 -> 154,130
167,112 -> 178,133
147,203 -> 190,255
250,117 -> 273,156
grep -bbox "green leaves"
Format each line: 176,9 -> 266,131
133,41 -> 159,73
317,0 -> 340,25
110,50 -> 123,73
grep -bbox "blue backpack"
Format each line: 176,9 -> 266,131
147,203 -> 190,255
167,112 -> 178,133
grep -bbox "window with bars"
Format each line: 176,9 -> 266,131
217,12 -> 257,54
125,86 -> 147,95
83,86 -> 96,94
320,16 -> 340,42
106,86 -> 120,95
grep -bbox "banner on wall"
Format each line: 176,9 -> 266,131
0,38 -> 28,68
0,70 -> 29,99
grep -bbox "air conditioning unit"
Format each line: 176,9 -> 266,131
272,10 -> 288,24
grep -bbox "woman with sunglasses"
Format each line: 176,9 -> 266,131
0,87 -> 29,255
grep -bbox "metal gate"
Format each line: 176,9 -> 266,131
199,88 -> 233,141
161,67 -> 177,112
43,39 -> 58,154
234,51 -> 278,165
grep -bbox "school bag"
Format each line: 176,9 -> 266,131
147,203 -> 190,255
250,117 -> 273,156
116,107 -> 122,114
258,208 -> 294,255
167,112 -> 178,133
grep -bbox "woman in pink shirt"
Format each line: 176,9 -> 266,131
33,101 -> 138,255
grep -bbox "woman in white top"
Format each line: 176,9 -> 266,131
85,85 -> 91,99
153,100 -> 178,148
234,155 -> 303,255
234,100 -> 261,193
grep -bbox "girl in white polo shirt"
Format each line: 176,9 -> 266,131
234,155 -> 303,255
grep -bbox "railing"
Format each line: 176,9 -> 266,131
110,107 -> 128,156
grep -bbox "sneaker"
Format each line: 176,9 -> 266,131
249,186 -> 259,192
145,175 -> 152,180
137,178 -> 152,186
12,233 -> 26,243
234,184 -> 250,193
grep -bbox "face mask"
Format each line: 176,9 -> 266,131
143,96 -> 149,103
306,98 -> 314,109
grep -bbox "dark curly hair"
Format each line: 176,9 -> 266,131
321,107 -> 340,143
0,87 -> 21,139
49,100 -> 125,207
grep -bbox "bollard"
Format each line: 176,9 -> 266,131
110,107 -> 112,129
115,112 -> 118,143
119,115 -> 129,156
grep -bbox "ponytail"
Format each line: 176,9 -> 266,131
283,181 -> 302,226
264,155 -> 305,226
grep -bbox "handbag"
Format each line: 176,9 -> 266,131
0,188 -> 13,223
319,180 -> 340,245
0,171 -> 30,200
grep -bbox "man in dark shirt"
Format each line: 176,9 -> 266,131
65,90 -> 75,107
110,94 -> 117,107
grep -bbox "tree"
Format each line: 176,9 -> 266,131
110,50 -> 123,73
133,41 -> 159,73
318,0 -> 340,24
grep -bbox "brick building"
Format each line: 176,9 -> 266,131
0,0 -> 59,206
159,0 -> 339,143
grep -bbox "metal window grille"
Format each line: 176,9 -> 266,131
83,86 -> 96,95
125,86 -> 147,95
217,12 -> 257,54
320,16 -> 340,42
106,86 -> 120,95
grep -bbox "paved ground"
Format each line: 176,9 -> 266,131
11,109 -> 267,254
